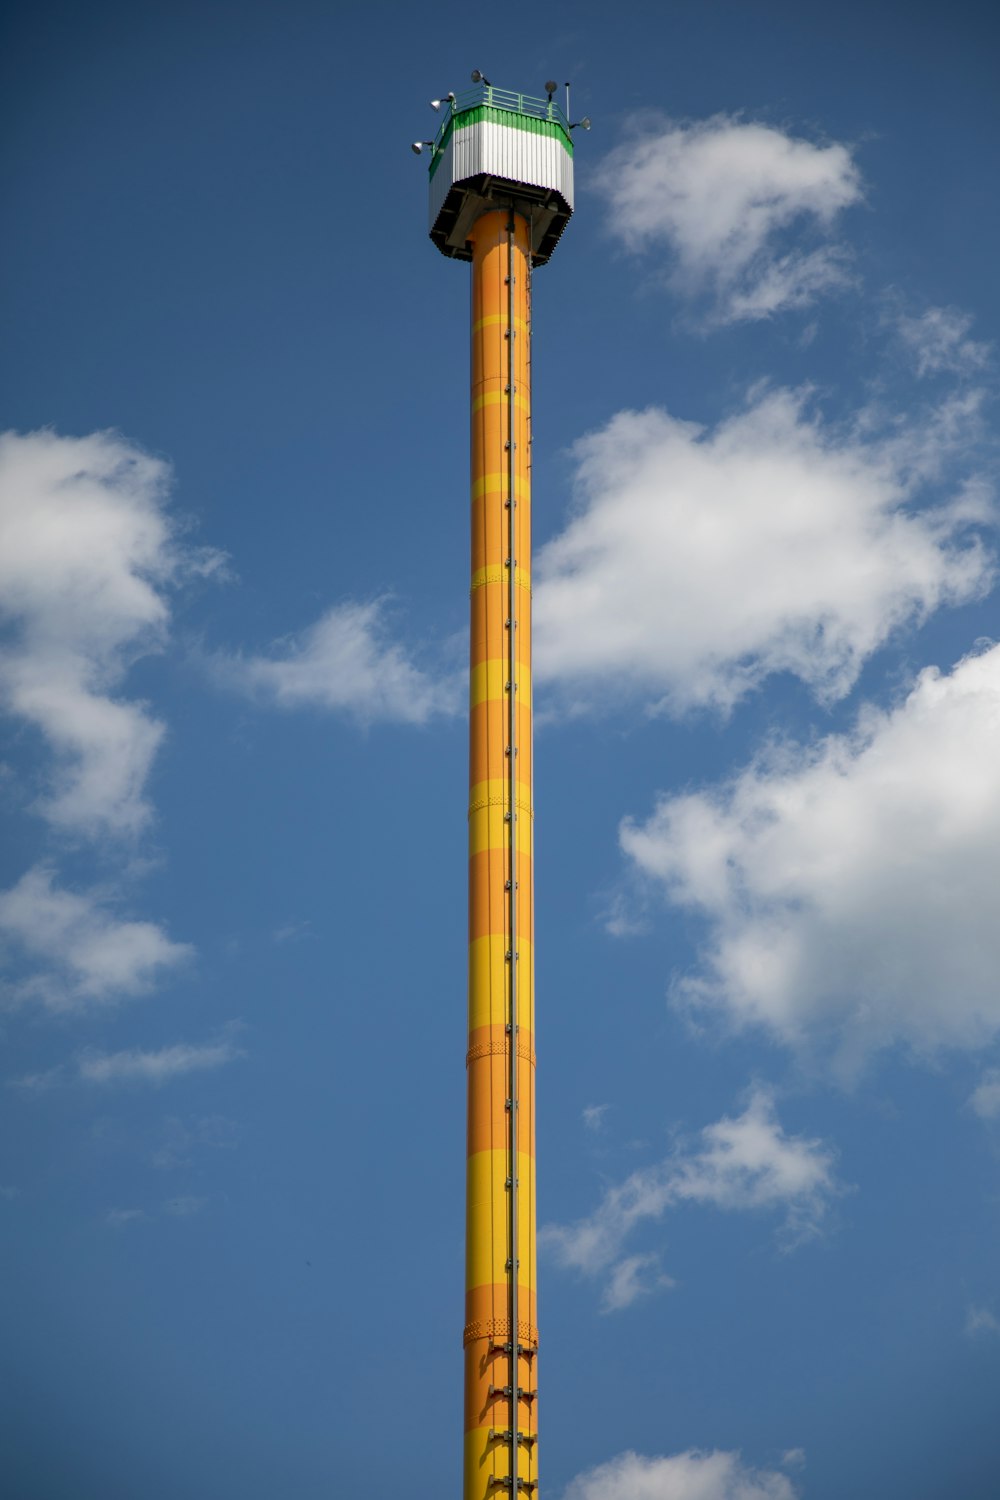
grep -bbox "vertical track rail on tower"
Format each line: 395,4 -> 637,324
505,210 -> 520,1486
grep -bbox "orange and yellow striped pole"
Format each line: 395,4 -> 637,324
464,208 -> 537,1499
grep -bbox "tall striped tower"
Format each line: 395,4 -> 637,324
419,77 -> 576,1498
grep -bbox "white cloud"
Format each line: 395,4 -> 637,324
621,643 -> 1000,1073
965,1305 -> 1000,1338
542,1090 -> 839,1309
969,1069 -> 1000,1120
603,890 -> 650,938
562,1448 -> 798,1500
0,865 -> 191,1010
272,919 -> 312,944
602,1253 -> 675,1312
595,114 -> 861,324
213,599 -> 459,724
534,388 -> 993,714
78,1035 -> 243,1085
583,1103 -> 610,1131
0,429 -> 221,837
896,306 -> 991,379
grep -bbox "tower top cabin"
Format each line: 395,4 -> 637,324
423,79 -> 575,265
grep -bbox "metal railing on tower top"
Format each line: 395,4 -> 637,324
431,82 -> 571,155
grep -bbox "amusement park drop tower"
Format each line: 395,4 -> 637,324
417,73 -> 582,1498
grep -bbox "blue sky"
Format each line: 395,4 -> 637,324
2,3 -> 1000,1497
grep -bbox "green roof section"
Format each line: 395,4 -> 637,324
428,85 -> 574,181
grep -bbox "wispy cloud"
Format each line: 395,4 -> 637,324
895,305 -> 991,379
602,890 -> 649,938
965,1305 -> 1000,1338
152,1114 -> 239,1169
583,1103 -> 610,1132
542,1089 -> 840,1310
212,598 -> 460,725
106,1207 -> 146,1229
271,920 -> 312,945
535,386 -> 993,715
105,1197 -> 210,1228
620,642 -> 1000,1074
0,865 -> 191,1010
11,1035 -> 242,1090
968,1069 -> 1000,1120
562,1448 -> 799,1500
602,1254 -> 675,1313
0,428 -> 223,838
78,1033 -> 244,1086
162,1194 -> 207,1218
595,114 -> 861,325
10,1066 -> 65,1093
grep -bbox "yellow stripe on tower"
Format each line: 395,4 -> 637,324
465,209 -> 537,1500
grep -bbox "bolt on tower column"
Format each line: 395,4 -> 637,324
421,76 -> 575,1499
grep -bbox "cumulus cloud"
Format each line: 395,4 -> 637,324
621,643 -> 1000,1073
0,865 -> 191,1010
896,306 -> 991,379
969,1069 -> 1000,1120
562,1448 -> 798,1500
213,599 -> 460,724
534,387 -> 993,714
0,428 -> 221,837
542,1090 -> 839,1310
595,114 -> 861,324
78,1034 -> 243,1085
